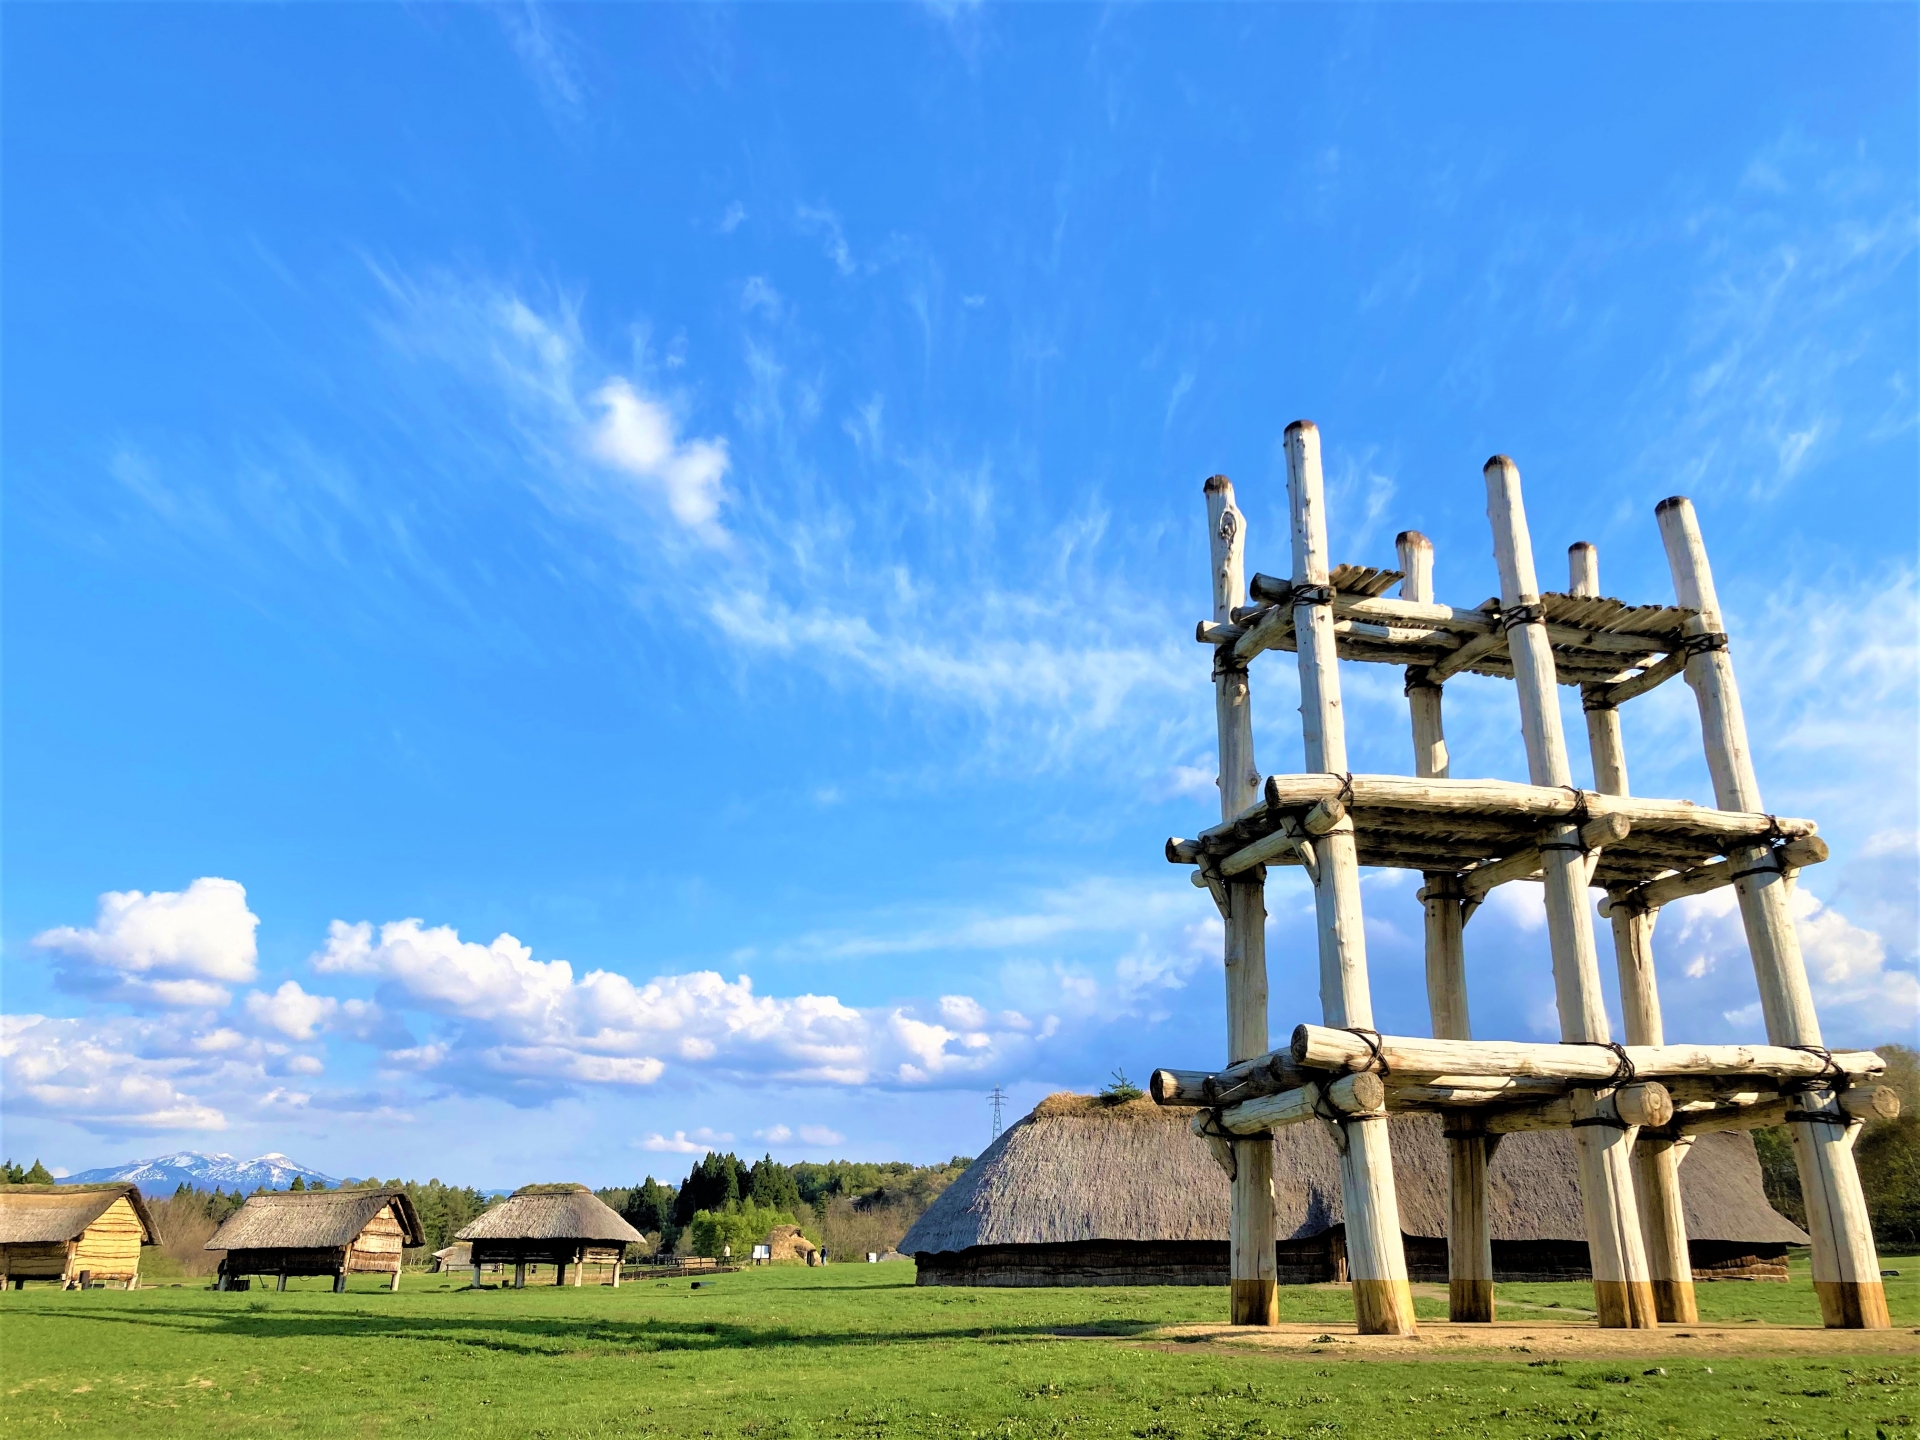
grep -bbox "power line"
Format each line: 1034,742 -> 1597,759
988,1085 -> 1008,1142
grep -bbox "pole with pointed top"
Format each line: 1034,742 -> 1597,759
1655,496 -> 1887,1329
1204,474 -> 1279,1327
1572,542 -> 1698,1324
1398,529 -> 1490,1323
1485,457 -> 1655,1329
1287,425 -> 1418,1336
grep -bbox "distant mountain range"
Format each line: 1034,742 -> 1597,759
66,1151 -> 341,1193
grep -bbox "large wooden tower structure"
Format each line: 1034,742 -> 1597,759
1155,424 -> 1893,1333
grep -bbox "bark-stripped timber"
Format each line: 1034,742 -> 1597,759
1286,421 -> 1417,1336
1459,814 -> 1631,909
1657,494 -> 1889,1329
1485,463 -> 1631,1326
1204,473 -> 1278,1327
1573,534 -> 1694,1320
1151,1051 -> 1309,1108
1220,799 -> 1344,876
1483,1082 -> 1674,1135
1215,1072 -> 1387,1133
1665,1085 -> 1899,1140
1289,1025 -> 1886,1085
1592,648 -> 1689,708
1602,837 -> 1830,916
1396,528 -> 1492,1322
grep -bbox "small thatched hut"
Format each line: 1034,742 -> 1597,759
455,1184 -> 643,1288
903,1094 -> 1806,1287
0,1183 -> 160,1289
431,1242 -> 471,1273
207,1186 -> 423,1292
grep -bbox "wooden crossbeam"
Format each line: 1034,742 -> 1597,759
1602,836 -> 1829,915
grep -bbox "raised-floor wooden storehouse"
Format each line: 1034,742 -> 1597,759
455,1183 -> 643,1288
902,1095 -> 1807,1286
207,1186 -> 423,1291
0,1183 -> 160,1289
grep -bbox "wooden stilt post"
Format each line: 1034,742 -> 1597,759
277,1271 -> 287,1292
514,1258 -> 526,1289
1205,473 -> 1279,1327
472,1260 -> 483,1289
1656,496 -> 1888,1328
1573,542 -> 1698,1324
1288,423 -> 1417,1336
1399,529 -> 1492,1323
572,1245 -> 584,1287
1485,457 -> 1655,1329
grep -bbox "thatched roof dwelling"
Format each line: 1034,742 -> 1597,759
765,1224 -> 819,1263
207,1186 -> 423,1292
902,1094 -> 1806,1287
0,1183 -> 159,1290
432,1242 -> 471,1272
455,1183 -> 643,1287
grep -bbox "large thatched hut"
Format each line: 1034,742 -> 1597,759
455,1184 -> 643,1288
0,1183 -> 160,1289
207,1186 -> 423,1291
902,1094 -> 1806,1286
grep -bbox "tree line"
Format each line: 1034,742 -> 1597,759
596,1152 -> 973,1258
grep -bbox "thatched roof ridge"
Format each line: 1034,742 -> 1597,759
206,1187 -> 424,1252
456,1185 -> 643,1245
902,1093 -> 1806,1255
0,1183 -> 160,1246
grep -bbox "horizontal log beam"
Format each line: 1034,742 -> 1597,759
1460,813 -> 1631,904
1603,836 -> 1830,915
1589,648 -> 1689,708
1220,799 -> 1345,877
1484,1082 -> 1673,1135
1217,1071 -> 1386,1134
1289,1024 -> 1886,1084
1151,1051 -> 1309,1108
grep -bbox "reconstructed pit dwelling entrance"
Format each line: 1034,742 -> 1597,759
1153,424 -> 1895,1334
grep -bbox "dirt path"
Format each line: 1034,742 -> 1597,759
1128,1319 -> 1920,1363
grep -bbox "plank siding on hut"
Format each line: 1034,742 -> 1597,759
0,1184 -> 160,1288
902,1095 -> 1806,1287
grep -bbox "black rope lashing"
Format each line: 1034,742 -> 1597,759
1404,668 -> 1441,696
1571,1116 -> 1631,1131
1581,687 -> 1619,712
1681,631 -> 1730,657
1290,583 -> 1335,607
1784,1044 -> 1847,1098
1310,1076 -> 1350,1127
1343,1026 -> 1388,1078
1561,1039 -> 1636,1088
1195,1109 -> 1236,1141
1728,860 -> 1783,885
1501,602 -> 1545,631
1563,786 -> 1593,833
1336,772 -> 1358,810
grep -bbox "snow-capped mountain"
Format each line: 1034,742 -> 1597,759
65,1152 -> 340,1192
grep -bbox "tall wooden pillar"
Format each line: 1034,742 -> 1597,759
1399,529 -> 1492,1323
1485,457 -> 1655,1329
1205,473 -> 1279,1326
1656,496 -> 1888,1328
1287,423 -> 1417,1336
1573,541 -> 1697,1323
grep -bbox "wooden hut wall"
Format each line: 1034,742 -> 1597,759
68,1196 -> 146,1283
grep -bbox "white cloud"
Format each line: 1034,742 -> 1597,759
245,980 -> 337,1040
0,1014 -> 230,1132
33,878 -> 259,1007
497,0 -> 588,123
755,1124 -> 793,1143
796,204 -> 856,275
798,1125 -> 844,1146
640,1127 -> 734,1154
310,915 -> 1038,1092
587,378 -> 730,538
1656,884 -> 1916,1043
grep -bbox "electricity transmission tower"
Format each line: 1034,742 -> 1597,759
988,1085 -> 1008,1142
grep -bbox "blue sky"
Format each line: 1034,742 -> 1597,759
4,4 -> 1915,1188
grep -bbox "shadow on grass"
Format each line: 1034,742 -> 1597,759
9,1303 -> 1163,1357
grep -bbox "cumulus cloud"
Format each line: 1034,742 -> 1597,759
1654,884 -> 1917,1043
0,1014 -> 229,1132
640,1127 -> 734,1154
33,878 -> 259,1007
242,980 -> 383,1043
587,378 -> 730,538
310,916 -> 1037,1093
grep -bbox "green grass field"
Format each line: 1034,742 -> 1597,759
3,1257 -> 1916,1438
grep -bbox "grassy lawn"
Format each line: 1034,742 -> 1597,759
2,1257 -> 1915,1438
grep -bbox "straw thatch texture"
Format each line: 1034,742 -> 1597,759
207,1187 -> 424,1252
0,1184 -> 159,1246
902,1095 -> 1805,1286
455,1184 -> 643,1246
